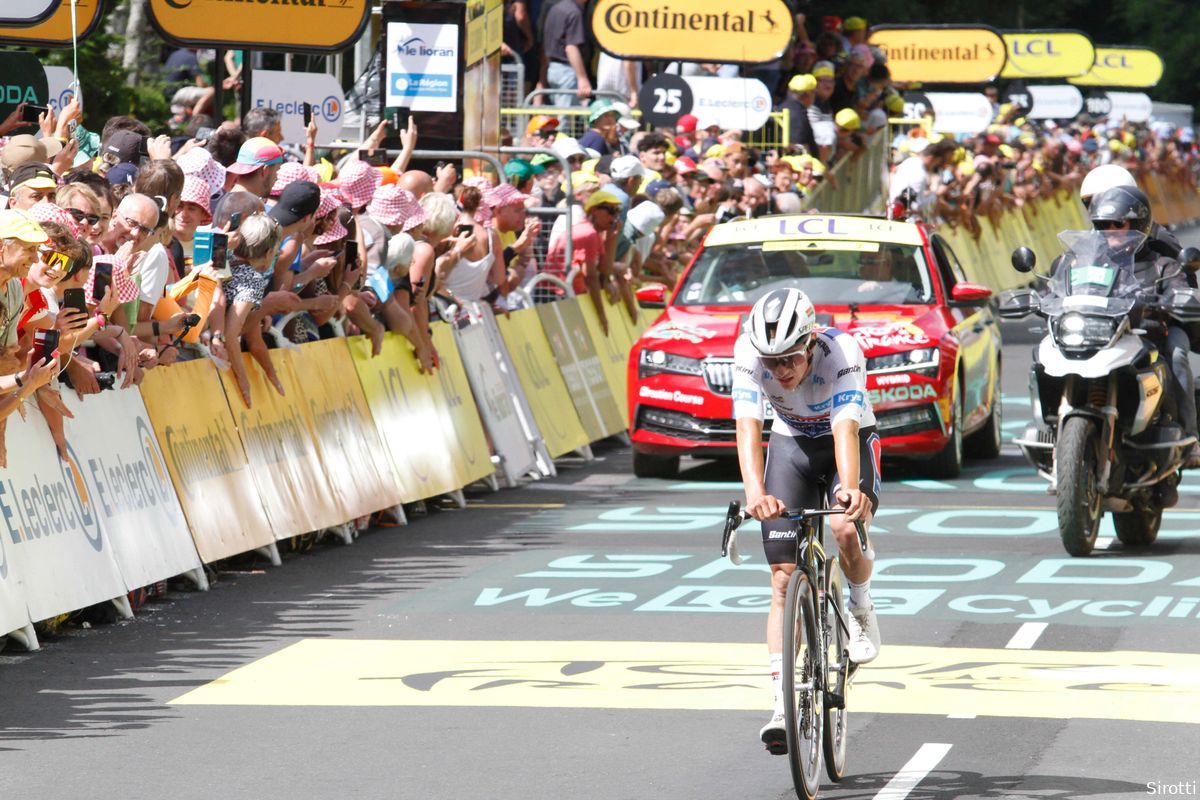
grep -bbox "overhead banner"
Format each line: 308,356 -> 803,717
138,359 -> 276,564
0,402 -> 127,624
385,20 -> 462,113
0,50 -> 48,123
869,26 -> 1007,84
904,92 -> 993,135
591,0 -> 794,64
1070,46 -> 1164,88
1106,91 -> 1153,123
0,0 -> 102,47
1025,85 -> 1084,120
289,339 -> 404,520
685,76 -> 773,132
148,0 -> 371,53
61,388 -> 203,594
0,0 -> 58,28
250,69 -> 346,147
1001,30 -> 1094,79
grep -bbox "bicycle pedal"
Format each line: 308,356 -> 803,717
826,691 -> 845,710
762,736 -> 788,756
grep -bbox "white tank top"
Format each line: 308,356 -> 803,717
443,231 -> 494,301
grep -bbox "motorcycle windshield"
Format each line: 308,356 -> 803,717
1043,230 -> 1146,316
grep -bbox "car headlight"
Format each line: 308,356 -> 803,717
1053,313 -> 1116,348
638,348 -> 705,379
867,347 -> 940,375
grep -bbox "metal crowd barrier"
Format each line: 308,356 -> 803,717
743,110 -> 791,151
802,127 -> 890,215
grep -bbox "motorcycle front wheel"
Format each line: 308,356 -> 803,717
1056,416 -> 1102,556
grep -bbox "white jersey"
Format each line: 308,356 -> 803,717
731,327 -> 875,438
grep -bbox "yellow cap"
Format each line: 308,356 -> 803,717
835,108 -> 861,131
0,208 -> 49,244
580,158 -> 599,174
562,170 -> 600,194
584,189 -> 622,211
843,16 -> 867,31
885,93 -> 905,114
705,143 -> 725,158
959,161 -> 976,177
788,74 -> 817,93
998,144 -> 1015,159
812,64 -> 835,79
809,159 -> 827,176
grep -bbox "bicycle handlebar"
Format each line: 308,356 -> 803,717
720,501 -> 873,565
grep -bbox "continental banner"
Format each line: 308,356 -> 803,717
139,358 -> 275,564
148,0 -> 372,53
536,298 -> 626,442
591,0 -> 793,64
1001,31 -> 1094,79
61,387 -> 202,593
0,400 -> 127,624
868,26 -> 1007,84
496,308 -> 590,458
0,0 -> 104,47
349,333 -> 461,503
430,324 -> 496,489
219,352 -> 349,538
289,339 -> 404,519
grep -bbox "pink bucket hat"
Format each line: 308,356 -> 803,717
485,183 -> 531,210
368,184 -> 425,232
338,160 -> 382,210
177,147 -> 226,199
28,201 -> 81,238
313,190 -> 348,245
271,162 -> 319,198
179,175 -> 213,223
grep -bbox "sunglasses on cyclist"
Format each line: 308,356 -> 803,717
66,207 -> 101,226
760,349 -> 809,371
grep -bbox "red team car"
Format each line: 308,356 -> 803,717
628,214 -> 1003,479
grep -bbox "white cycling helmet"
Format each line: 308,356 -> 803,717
747,288 -> 816,356
1080,164 -> 1137,202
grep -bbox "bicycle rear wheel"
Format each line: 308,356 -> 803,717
822,562 -> 849,781
783,568 -> 823,800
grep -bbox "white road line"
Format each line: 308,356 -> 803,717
1006,622 -> 1048,649
1095,536 -> 1114,550
946,713 -> 976,719
873,743 -> 953,800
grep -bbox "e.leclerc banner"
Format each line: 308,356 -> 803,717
1070,46 -> 1164,88
591,0 -> 794,64
1001,30 -> 1095,79
868,26 -> 1006,84
148,0 -> 371,53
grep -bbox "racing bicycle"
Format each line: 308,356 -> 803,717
721,495 -> 872,800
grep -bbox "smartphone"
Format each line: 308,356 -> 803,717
195,126 -> 215,141
454,223 -> 473,237
302,102 -> 314,126
228,212 -> 242,231
210,231 -> 229,270
33,329 -> 60,364
92,262 -> 112,302
344,240 -> 359,271
21,103 -> 47,124
137,136 -> 150,159
357,149 -> 389,167
389,107 -> 408,131
62,288 -> 88,317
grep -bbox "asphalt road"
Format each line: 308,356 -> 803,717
4,239 -> 1200,800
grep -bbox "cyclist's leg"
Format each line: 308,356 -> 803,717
762,433 -> 823,729
826,427 -> 882,662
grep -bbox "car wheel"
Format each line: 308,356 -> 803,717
926,378 -> 963,479
633,450 -> 681,479
965,362 -> 1002,460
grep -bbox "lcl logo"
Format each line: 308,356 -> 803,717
1010,39 -> 1059,56
1101,53 -> 1131,68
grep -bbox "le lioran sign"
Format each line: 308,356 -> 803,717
591,0 -> 793,64
1001,30 -> 1095,79
1070,46 -> 1164,88
868,26 -> 1007,84
148,0 -> 371,53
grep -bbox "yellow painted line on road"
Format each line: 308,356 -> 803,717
465,503 -> 566,509
169,640 -> 1200,725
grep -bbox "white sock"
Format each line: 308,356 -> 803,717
848,579 -> 872,610
769,652 -> 784,715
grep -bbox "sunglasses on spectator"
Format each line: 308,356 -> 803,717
760,349 -> 809,371
66,207 -> 101,226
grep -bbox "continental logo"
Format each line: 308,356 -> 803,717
0,442 -> 103,556
161,0 -> 337,10
592,0 -> 792,63
163,420 -> 243,499
868,27 -> 1007,84
238,407 -> 313,468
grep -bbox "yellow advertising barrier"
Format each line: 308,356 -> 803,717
219,351 -> 349,538
536,298 -> 627,442
138,359 -> 276,564
579,297 -> 632,422
350,333 -> 463,503
496,308 -> 591,458
430,324 -> 496,489
289,339 -> 405,520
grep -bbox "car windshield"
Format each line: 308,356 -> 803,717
674,241 -> 934,307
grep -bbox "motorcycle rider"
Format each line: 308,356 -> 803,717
1081,164 -> 1186,270
1089,185 -> 1200,468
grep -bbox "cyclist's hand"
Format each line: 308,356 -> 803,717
745,493 -> 786,522
836,488 -> 869,522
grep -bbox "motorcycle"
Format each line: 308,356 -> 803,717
999,230 -> 1200,556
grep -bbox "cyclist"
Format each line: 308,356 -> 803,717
732,287 -> 882,752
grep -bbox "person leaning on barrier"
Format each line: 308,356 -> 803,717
440,180 -> 508,307
489,183 -> 541,299
362,183 -> 429,361
403,192 -> 471,372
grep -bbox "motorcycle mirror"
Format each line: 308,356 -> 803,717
1012,247 -> 1036,273
1180,247 -> 1200,271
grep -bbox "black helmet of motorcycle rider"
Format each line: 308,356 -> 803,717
1089,185 -> 1152,235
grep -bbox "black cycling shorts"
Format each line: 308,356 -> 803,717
760,426 -> 881,565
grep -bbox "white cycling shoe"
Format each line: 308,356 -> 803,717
759,711 -> 787,755
848,603 -> 881,664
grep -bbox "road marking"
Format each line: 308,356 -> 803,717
169,640 -> 1200,724
465,503 -> 566,509
1006,622 -> 1048,650
900,480 -> 954,490
1095,537 -> 1114,550
873,743 -> 953,800
575,474 -> 633,487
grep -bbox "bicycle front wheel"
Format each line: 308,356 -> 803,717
823,563 -> 849,781
783,569 -> 823,800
